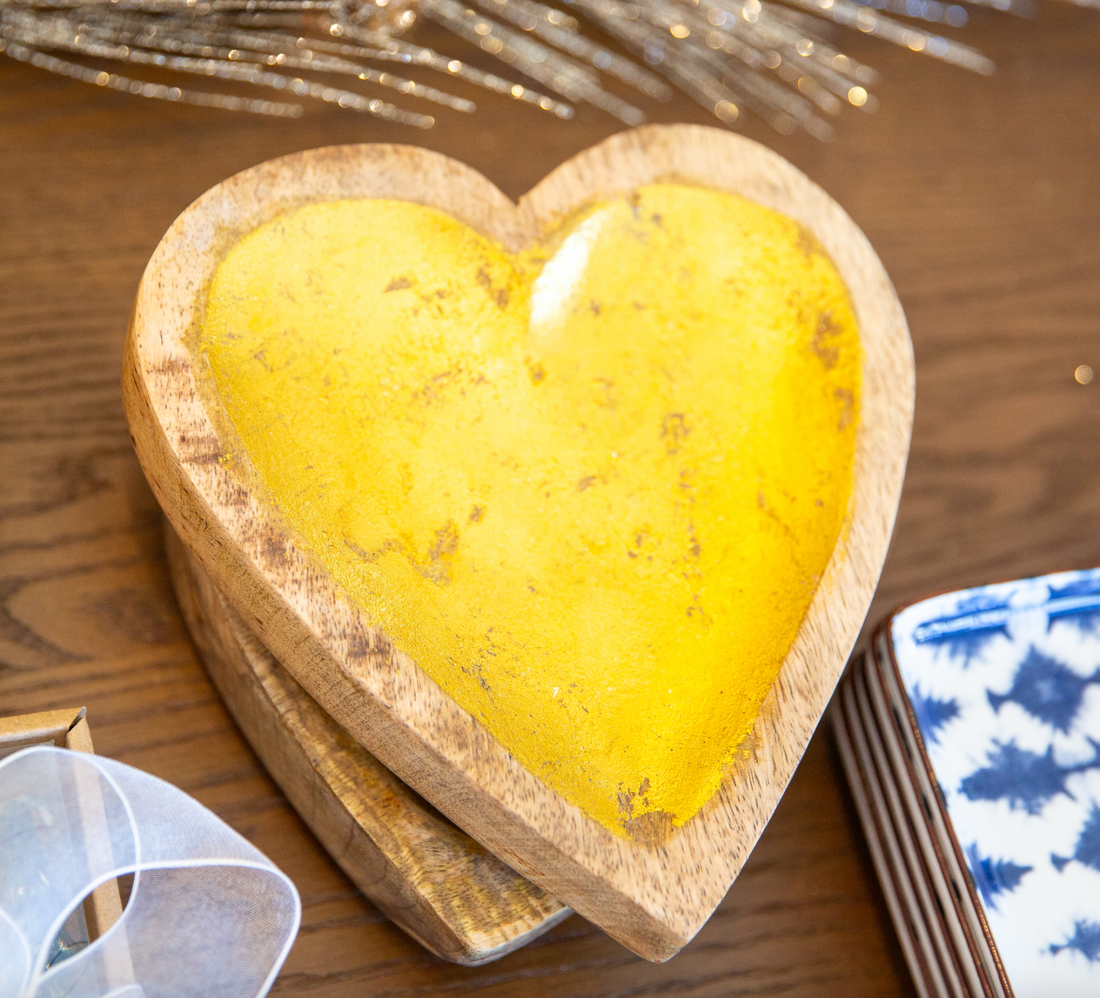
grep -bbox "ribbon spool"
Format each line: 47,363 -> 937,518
0,746 -> 300,998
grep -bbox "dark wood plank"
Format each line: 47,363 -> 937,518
3,4 -> 1099,990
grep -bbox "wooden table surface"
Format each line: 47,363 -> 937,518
3,6 -> 1099,994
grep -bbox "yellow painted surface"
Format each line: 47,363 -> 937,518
201,186 -> 861,835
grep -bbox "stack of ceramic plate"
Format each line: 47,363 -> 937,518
834,569 -> 1100,998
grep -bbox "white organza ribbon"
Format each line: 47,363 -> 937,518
0,746 -> 301,998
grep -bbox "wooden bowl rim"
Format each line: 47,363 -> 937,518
123,123 -> 914,960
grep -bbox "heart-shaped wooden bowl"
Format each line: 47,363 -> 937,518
123,124 -> 913,961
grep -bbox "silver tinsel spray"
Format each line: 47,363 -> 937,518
0,0 -> 1093,136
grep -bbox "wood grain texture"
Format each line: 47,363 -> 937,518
165,524 -> 570,966
4,6 -> 1100,990
121,125 -> 913,960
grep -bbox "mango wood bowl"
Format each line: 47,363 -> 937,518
123,124 -> 913,961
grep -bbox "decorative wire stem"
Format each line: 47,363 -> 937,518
0,35 -> 303,111
1,5 -> 437,121
473,0 -> 672,98
419,0 -> 646,122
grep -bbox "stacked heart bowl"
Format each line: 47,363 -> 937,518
123,124 -> 914,965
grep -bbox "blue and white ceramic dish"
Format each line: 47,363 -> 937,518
891,569 -> 1100,998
